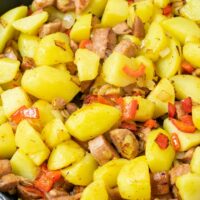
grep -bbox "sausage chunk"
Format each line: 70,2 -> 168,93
0,160 -> 12,177
169,164 -> 190,184
74,0 -> 90,14
88,135 -> 119,165
151,171 -> 170,196
56,0 -> 75,12
32,0 -> 55,10
114,40 -> 138,58
132,16 -> 145,38
109,129 -> 139,159
0,174 -> 19,193
112,22 -> 132,35
91,28 -> 117,59
39,21 -> 62,38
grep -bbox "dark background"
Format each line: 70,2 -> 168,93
0,0 -> 32,15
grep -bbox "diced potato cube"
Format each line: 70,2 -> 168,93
102,52 -> 136,87
191,147 -> 200,174
84,0 -> 108,17
156,38 -> 181,78
34,32 -> 73,66
21,66 -> 80,103
124,96 -> 155,122
65,103 -> 121,141
48,140 -> 85,170
93,159 -> 128,188
10,149 -> 39,180
176,173 -> 200,200
12,11 -> 48,35
0,6 -> 28,53
163,118 -> 200,151
33,100 -> 63,129
18,33 -> 40,58
142,22 -> 167,61
70,14 -> 92,42
154,0 -> 170,8
162,17 -> 200,44
145,128 -> 175,172
119,35 -> 141,46
15,120 -> 50,165
61,153 -> 98,186
81,180 -> 108,200
118,156 -> 151,200
183,42 -> 200,68
180,0 -> 200,22
128,0 -> 154,27
41,118 -> 70,149
0,123 -> 16,159
192,105 -> 200,130
101,0 -> 128,27
75,49 -> 100,81
1,87 -> 32,117
170,75 -> 200,102
0,107 -> 7,125
147,78 -> 175,118
0,58 -> 20,84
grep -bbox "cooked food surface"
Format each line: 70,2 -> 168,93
0,0 -> 200,199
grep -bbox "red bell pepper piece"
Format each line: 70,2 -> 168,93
163,4 -> 172,16
11,106 -> 27,124
122,100 -> 138,121
97,96 -> 114,106
171,133 -> 181,151
11,106 -> 40,124
180,114 -> 194,126
79,39 -> 92,49
171,118 -> 196,133
181,97 -> 192,113
155,133 -> 169,149
34,164 -> 61,192
144,119 -> 158,129
120,121 -> 137,131
123,64 -> 145,78
181,61 -> 195,74
168,103 -> 176,118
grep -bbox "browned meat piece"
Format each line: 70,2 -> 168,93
112,22 -> 132,35
88,135 -> 119,165
56,0 -> 75,12
66,62 -> 77,75
17,184 -> 43,200
91,16 -> 100,27
47,193 -> 81,200
21,57 -> 35,70
0,174 -> 19,194
0,160 -> 12,177
108,187 -> 123,200
70,39 -> 78,53
66,103 -> 78,114
74,0 -> 90,14
72,186 -> 85,194
4,41 -> 21,60
151,171 -> 170,196
169,164 -> 190,184
176,148 -> 195,163
109,129 -> 139,159
32,0 -> 55,10
39,21 -> 62,38
114,40 -> 138,58
52,97 -> 67,110
175,102 -> 187,120
92,28 -> 117,59
80,80 -> 93,93
132,16 -> 145,38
